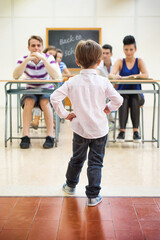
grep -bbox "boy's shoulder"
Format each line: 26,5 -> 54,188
68,72 -> 109,83
95,73 -> 110,82
67,74 -> 79,81
43,53 -> 55,61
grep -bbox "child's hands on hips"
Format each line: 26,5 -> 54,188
104,105 -> 111,114
66,113 -> 76,121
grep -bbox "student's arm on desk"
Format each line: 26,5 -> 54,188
62,67 -> 72,77
105,79 -> 123,112
132,58 -> 149,79
31,52 -> 59,79
13,55 -> 36,79
108,59 -> 122,80
121,58 -> 149,80
50,81 -> 75,120
109,58 -> 149,80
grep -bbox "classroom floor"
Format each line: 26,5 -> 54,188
0,197 -> 160,240
0,107 -> 160,239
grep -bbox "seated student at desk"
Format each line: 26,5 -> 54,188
55,49 -> 71,77
13,35 -> 59,149
43,45 -> 57,57
97,44 -> 116,124
30,45 -> 62,130
97,44 -> 116,78
109,35 -> 148,143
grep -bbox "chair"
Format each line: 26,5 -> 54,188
5,82 -> 60,147
107,106 -> 144,145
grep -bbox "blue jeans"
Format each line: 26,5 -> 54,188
66,133 -> 108,198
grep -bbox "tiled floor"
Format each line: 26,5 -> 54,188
0,106 -> 160,239
0,107 -> 160,197
0,197 -> 160,240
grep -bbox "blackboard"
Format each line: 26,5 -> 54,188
46,28 -> 101,69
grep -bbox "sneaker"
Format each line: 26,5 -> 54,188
62,183 -> 76,195
133,131 -> 141,143
87,195 -> 102,207
43,136 -> 54,149
116,131 -> 125,143
20,136 -> 30,149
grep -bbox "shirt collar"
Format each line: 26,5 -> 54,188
80,69 -> 97,75
103,59 -> 113,67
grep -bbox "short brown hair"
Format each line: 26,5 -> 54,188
55,49 -> 63,60
43,46 -> 56,53
28,35 -> 43,46
56,49 -> 63,54
75,39 -> 102,68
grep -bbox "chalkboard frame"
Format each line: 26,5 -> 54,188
46,28 -> 102,71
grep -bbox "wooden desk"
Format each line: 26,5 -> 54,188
63,77 -> 72,108
3,79 -> 63,147
2,79 -> 160,148
109,79 -> 160,148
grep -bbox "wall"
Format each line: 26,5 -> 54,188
0,0 -> 160,107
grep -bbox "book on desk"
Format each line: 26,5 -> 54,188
119,76 -> 153,80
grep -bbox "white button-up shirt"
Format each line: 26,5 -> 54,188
50,69 -> 123,139
97,58 -> 116,78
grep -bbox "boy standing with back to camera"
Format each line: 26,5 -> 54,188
50,40 -> 123,206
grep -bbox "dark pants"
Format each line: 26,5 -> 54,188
119,94 -> 144,129
66,133 -> 108,198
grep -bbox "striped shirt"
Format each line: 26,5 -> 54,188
17,53 -> 56,89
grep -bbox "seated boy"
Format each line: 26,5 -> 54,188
55,49 -> 71,77
13,35 -> 59,149
30,45 -> 62,129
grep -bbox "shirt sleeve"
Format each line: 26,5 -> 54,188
105,80 -> 123,111
60,62 -> 67,72
46,54 -> 62,79
47,55 -> 56,65
62,62 -> 67,69
50,81 -> 70,118
16,56 -> 28,65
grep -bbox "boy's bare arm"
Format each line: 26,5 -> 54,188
13,55 -> 37,79
108,59 -> 122,80
31,52 -> 59,79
